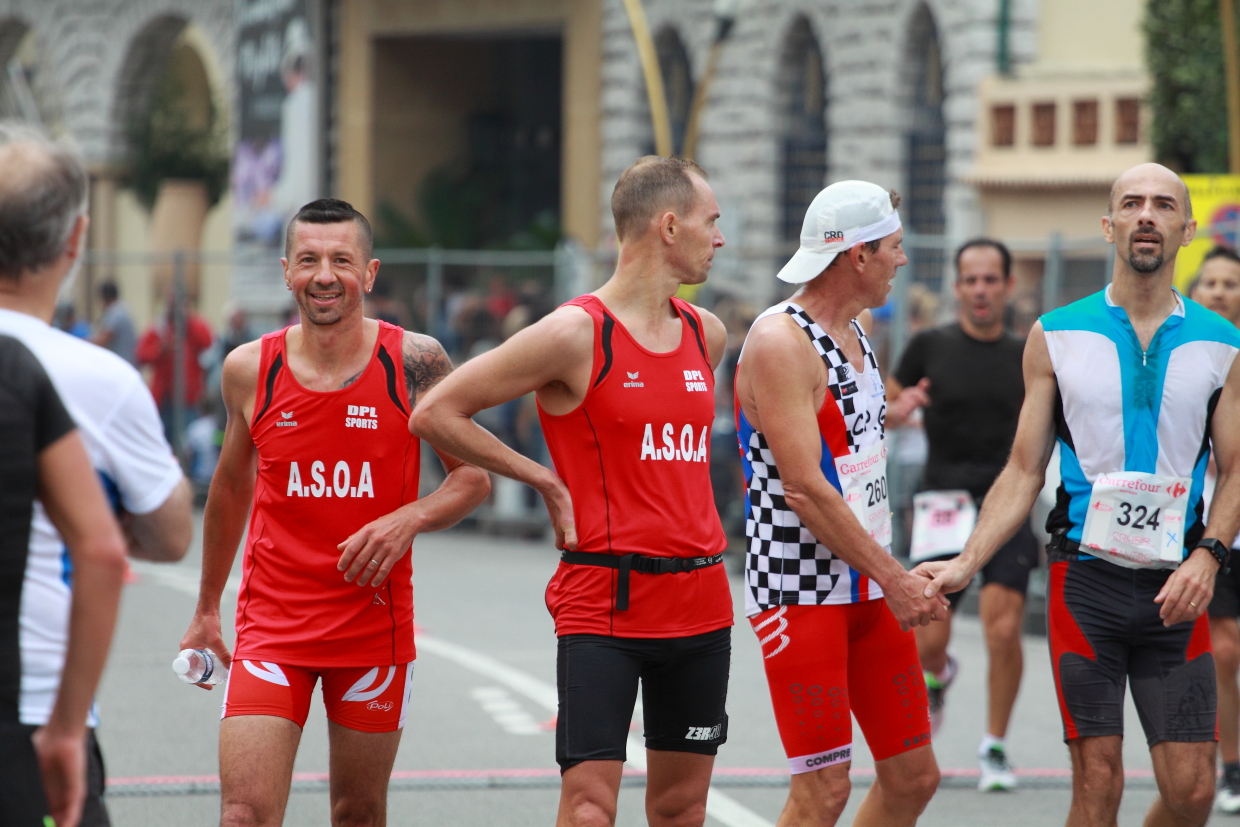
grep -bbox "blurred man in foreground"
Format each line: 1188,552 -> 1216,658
0,124 -> 192,827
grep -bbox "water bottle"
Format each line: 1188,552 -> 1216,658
172,648 -> 227,686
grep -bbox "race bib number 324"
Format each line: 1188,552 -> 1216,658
1080,472 -> 1190,570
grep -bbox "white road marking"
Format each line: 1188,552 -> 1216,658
470,687 -> 543,735
134,563 -> 776,826
417,633 -> 776,827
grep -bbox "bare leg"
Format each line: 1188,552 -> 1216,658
914,610 -> 953,675
1144,741 -> 1216,827
1211,616 -> 1240,765
979,583 -> 1025,739
326,721 -> 403,827
557,760 -> 623,827
219,715 -> 302,827
852,745 -> 939,827
773,762 -> 851,827
644,751 -> 714,827
1066,736 -> 1123,827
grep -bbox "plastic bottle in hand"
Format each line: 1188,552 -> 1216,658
172,648 -> 227,686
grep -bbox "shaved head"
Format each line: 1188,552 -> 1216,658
1109,163 -> 1192,219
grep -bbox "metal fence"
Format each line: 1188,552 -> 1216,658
74,232 -> 1128,542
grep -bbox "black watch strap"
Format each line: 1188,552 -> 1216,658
1194,538 -> 1230,574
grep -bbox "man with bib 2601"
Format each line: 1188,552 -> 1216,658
734,180 -> 947,827
917,163 -> 1240,827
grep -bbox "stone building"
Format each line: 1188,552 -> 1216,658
336,0 -> 1038,311
0,0 -> 233,328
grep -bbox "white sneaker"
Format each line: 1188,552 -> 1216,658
1217,772 -> 1240,813
978,746 -> 1017,792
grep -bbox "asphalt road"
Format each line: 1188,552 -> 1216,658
94,515 -> 1180,826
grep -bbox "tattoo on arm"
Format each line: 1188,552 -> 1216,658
403,333 -> 453,407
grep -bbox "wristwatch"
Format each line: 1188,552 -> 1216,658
1194,538 -> 1231,574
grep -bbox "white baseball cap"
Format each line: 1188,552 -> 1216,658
776,180 -> 902,284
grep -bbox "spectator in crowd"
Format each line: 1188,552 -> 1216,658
1188,245 -> 1240,327
90,281 -> 137,366
52,303 -> 90,339
135,298 -> 214,442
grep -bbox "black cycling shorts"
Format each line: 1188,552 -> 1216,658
1208,559 -> 1240,618
1048,559 -> 1216,746
928,519 -> 1039,612
555,627 -> 730,773
0,723 -> 51,827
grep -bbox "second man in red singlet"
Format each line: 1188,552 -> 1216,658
413,157 -> 733,827
180,200 -> 489,827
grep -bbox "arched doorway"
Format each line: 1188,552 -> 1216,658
904,4 -> 946,289
0,21 -> 63,132
778,16 -> 827,253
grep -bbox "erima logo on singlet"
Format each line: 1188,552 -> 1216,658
345,404 -> 378,429
640,423 -> 709,462
286,460 -> 376,498
683,369 -> 708,392
624,371 -> 644,388
277,411 -> 298,427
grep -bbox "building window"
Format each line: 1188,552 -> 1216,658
991,104 -> 1015,146
1073,100 -> 1098,145
779,17 -> 827,246
1031,102 -> 1056,146
1116,97 -> 1140,144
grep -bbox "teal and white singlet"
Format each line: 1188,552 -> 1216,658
1044,286 -> 1240,557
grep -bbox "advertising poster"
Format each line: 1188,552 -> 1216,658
1176,175 -> 1240,290
233,0 -> 323,314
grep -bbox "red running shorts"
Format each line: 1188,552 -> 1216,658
221,661 -> 414,733
751,601 -> 930,773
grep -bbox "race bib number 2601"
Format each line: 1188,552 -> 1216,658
834,440 -> 892,548
1080,472 -> 1190,570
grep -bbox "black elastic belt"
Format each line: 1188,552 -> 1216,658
1047,530 -> 1081,563
559,551 -> 724,611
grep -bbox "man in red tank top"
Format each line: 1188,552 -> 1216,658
412,157 -> 732,826
179,200 -> 488,827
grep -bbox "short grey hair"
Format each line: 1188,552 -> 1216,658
0,122 -> 89,279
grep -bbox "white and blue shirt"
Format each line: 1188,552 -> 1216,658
1043,286 -> 1240,558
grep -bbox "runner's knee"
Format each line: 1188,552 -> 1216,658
1159,771 -> 1215,822
221,800 -> 278,827
876,753 -> 939,808
331,795 -> 384,827
789,769 -> 851,823
1212,620 -> 1240,672
646,794 -> 706,827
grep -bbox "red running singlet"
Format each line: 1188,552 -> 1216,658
234,321 -> 420,666
539,295 -> 733,638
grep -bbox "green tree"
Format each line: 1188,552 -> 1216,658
1145,0 -> 1233,173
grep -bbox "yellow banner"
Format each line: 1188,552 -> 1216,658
1176,175 -> 1240,289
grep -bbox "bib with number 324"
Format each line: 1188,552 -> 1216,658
1080,471 -> 1191,569
834,440 -> 892,548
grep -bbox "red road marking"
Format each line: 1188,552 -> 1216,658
107,767 -> 1155,786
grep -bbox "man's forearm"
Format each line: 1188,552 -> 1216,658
46,545 -> 125,733
406,463 -> 490,533
1207,468 -> 1240,548
957,461 -> 1044,574
783,478 -> 909,589
196,477 -> 252,611
415,412 -> 557,493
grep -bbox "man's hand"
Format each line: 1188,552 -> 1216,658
883,569 -> 952,632
32,725 -> 86,827
337,507 -> 423,588
179,610 -> 231,690
913,557 -> 975,601
1154,547 -> 1219,626
888,377 -> 931,427
537,474 -> 578,551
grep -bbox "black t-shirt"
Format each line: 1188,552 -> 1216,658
894,323 -> 1025,500
0,334 -> 75,724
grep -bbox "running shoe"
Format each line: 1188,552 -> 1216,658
1217,765 -> 1240,813
924,655 -> 957,735
978,745 -> 1017,792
